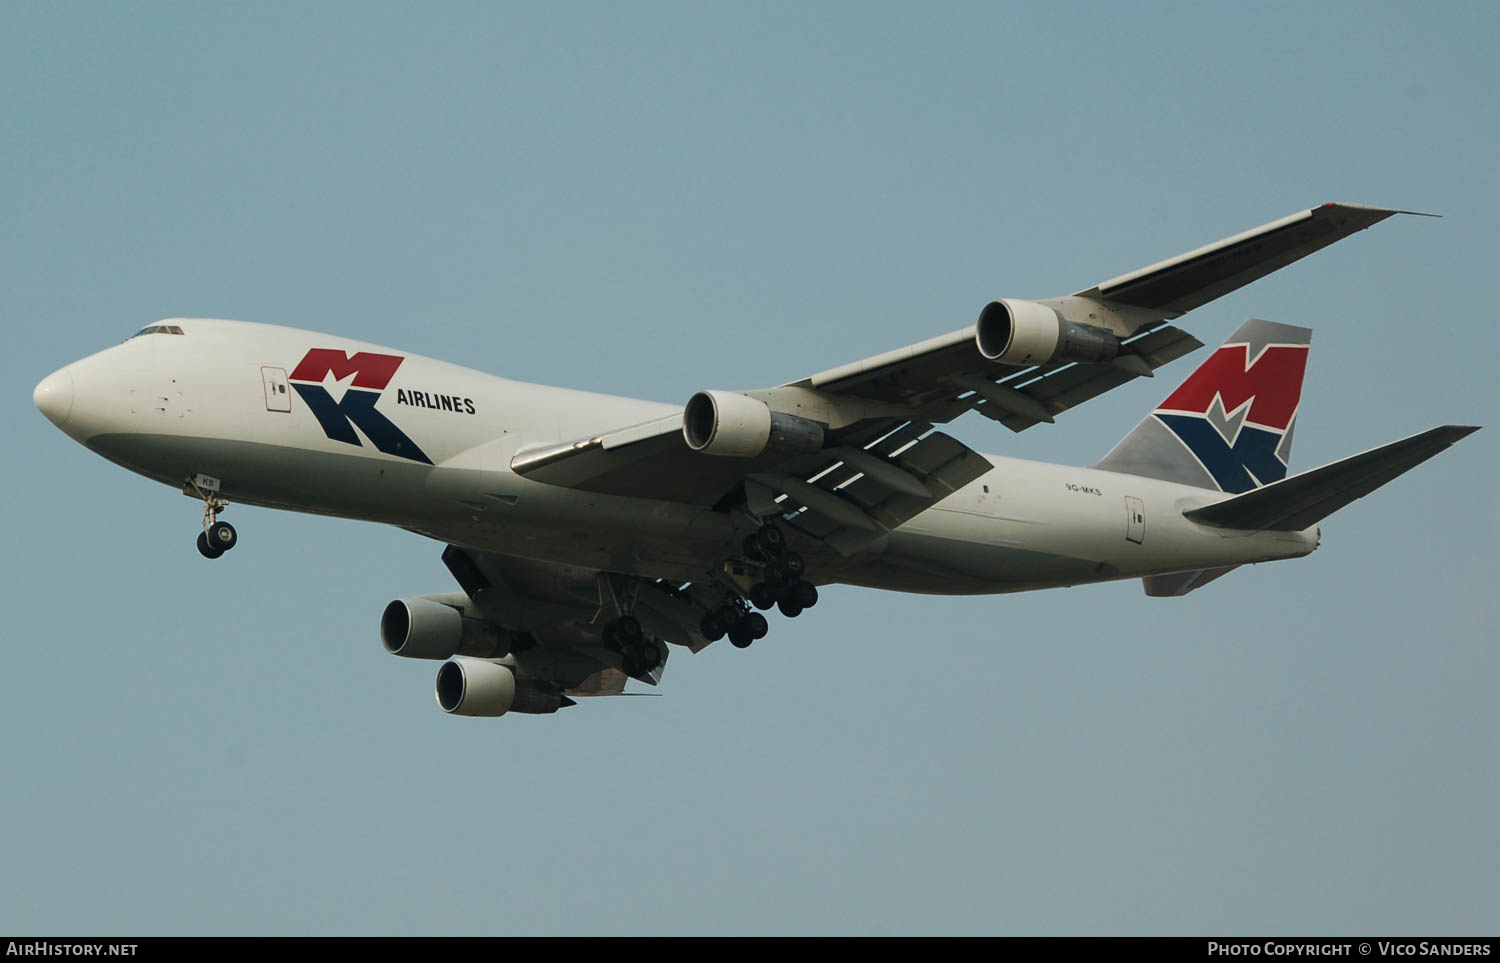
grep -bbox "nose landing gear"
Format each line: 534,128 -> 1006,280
188,475 -> 238,560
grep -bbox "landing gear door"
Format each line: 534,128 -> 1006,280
1125,496 -> 1146,545
262,366 -> 291,413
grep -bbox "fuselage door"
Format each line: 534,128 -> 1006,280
262,366 -> 291,413
1125,496 -> 1145,545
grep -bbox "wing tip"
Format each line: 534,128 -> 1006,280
1321,201 -> 1442,219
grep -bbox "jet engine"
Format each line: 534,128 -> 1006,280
975,299 -> 1120,366
380,597 -> 510,660
682,390 -> 824,457
434,658 -> 575,716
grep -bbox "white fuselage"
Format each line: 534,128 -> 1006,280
36,319 -> 1317,593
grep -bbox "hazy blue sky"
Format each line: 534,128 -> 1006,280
3,2 -> 1495,936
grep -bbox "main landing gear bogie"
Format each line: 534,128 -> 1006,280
741,523 -> 818,622
700,603 -> 770,649
603,615 -> 664,677
706,523 -> 821,650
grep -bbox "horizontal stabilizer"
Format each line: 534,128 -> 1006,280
1184,425 -> 1479,532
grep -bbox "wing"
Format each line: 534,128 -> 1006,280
512,203 -> 1418,541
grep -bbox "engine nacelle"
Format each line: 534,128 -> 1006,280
434,658 -> 574,716
381,597 -> 509,660
975,299 -> 1120,366
435,658 -> 516,716
682,390 -> 824,458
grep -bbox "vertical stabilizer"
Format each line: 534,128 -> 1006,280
1094,319 -> 1311,493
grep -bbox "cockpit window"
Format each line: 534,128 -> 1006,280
131,324 -> 185,338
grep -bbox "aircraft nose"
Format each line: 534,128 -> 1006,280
34,367 -> 75,428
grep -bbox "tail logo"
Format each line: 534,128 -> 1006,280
288,349 -> 433,464
1153,342 -> 1308,493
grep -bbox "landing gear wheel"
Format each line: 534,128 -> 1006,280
616,615 -> 643,642
777,598 -> 804,619
699,613 -> 726,642
792,581 -> 819,609
196,532 -> 224,560
745,612 -> 769,640
753,523 -> 785,558
748,584 -> 776,610
206,521 -> 237,552
728,621 -> 755,648
771,553 -> 804,581
631,643 -> 662,672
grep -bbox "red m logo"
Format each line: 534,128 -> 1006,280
1157,343 -> 1308,430
289,349 -> 405,391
